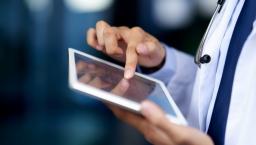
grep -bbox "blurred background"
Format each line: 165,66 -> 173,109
0,0 -> 216,145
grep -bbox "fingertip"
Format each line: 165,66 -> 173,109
124,68 -> 135,79
124,53 -> 137,79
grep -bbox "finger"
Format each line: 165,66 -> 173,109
143,125 -> 175,145
103,27 -> 123,55
124,44 -> 138,79
108,106 -> 173,145
122,27 -> 145,79
87,28 -> 101,50
141,101 -> 180,138
96,20 -> 110,47
108,105 -> 147,133
136,41 -> 157,56
117,26 -> 131,41
111,79 -> 129,96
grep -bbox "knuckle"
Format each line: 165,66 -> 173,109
131,26 -> 143,33
103,27 -> 114,37
119,26 -> 129,30
130,27 -> 145,40
96,20 -> 106,27
151,38 -> 159,44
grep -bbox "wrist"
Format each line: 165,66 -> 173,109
139,55 -> 166,74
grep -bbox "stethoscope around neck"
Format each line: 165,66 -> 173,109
194,0 -> 226,68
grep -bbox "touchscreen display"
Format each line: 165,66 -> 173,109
75,53 -> 176,117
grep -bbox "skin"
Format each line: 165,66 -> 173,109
86,20 -> 214,145
87,20 -> 166,79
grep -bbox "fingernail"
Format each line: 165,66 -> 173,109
137,44 -> 147,54
124,68 -> 134,79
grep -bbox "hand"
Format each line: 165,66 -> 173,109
108,100 -> 214,145
86,20 -> 166,79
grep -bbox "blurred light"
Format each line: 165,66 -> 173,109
153,0 -> 195,29
64,0 -> 114,13
197,0 -> 216,17
25,0 -> 51,12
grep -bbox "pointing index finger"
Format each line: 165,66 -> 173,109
124,43 -> 138,79
122,27 -> 145,79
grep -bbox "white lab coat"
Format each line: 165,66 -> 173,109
148,0 -> 256,144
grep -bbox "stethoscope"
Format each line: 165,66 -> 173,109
195,0 -> 226,67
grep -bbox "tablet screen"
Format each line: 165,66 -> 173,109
74,53 -> 177,117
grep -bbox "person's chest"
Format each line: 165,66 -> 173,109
224,20 -> 256,145
193,0 -> 256,144
187,0 -> 244,131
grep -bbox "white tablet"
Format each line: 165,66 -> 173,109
68,48 -> 187,125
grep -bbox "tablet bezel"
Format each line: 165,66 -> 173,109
68,48 -> 187,125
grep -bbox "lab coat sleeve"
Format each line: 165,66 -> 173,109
145,44 -> 197,118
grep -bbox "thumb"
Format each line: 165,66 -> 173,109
136,41 -> 158,56
141,100 -> 177,136
141,100 -> 167,125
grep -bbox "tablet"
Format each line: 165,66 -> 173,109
68,48 -> 187,125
